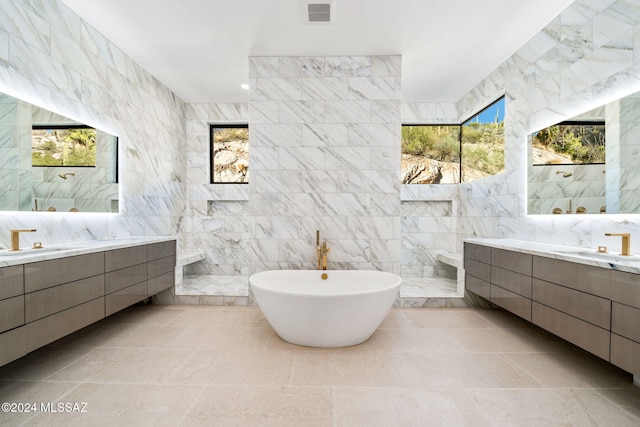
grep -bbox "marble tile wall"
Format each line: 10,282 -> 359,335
184,57 -> 405,284
184,101 -> 249,276
248,55 -> 402,274
185,79 -> 463,283
0,0 -> 186,249
451,0 -> 640,253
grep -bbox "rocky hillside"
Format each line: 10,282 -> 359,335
212,139 -> 248,183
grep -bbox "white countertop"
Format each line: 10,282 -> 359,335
465,238 -> 640,275
0,236 -> 177,268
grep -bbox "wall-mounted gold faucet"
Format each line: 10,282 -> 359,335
9,229 -> 37,251
605,233 -> 631,256
316,230 -> 330,270
58,172 -> 75,180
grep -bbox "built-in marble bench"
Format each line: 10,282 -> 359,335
177,251 -> 206,268
173,250 -> 250,304
173,250 -> 466,307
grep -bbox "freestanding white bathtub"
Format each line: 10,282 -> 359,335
250,270 -> 401,348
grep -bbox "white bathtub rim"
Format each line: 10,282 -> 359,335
249,269 -> 402,297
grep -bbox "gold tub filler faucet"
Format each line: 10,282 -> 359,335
9,229 -> 37,251
316,230 -> 330,270
605,233 -> 631,256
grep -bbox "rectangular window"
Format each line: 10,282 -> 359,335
32,125 -> 96,167
461,97 -> 505,182
401,125 -> 460,184
210,124 -> 248,183
531,121 -> 605,165
401,97 -> 505,185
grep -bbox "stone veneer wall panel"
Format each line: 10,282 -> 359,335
0,0 -> 186,249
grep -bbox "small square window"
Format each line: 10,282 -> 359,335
210,124 -> 248,183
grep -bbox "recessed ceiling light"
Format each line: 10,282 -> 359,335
240,83 -> 250,90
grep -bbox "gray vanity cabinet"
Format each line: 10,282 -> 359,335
531,257 -> 612,361
463,243 -> 532,321
0,239 -> 176,369
24,253 -> 106,352
609,270 -> 640,377
104,240 -> 176,316
0,266 -> 26,366
490,249 -> 532,321
463,244 -> 491,300
0,266 -> 25,333
147,241 -> 176,296
465,241 -> 640,378
105,246 -> 148,316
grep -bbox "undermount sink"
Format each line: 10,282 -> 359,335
0,245 -> 85,257
555,249 -> 638,263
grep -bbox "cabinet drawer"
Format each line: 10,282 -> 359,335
0,296 -> 24,333
105,245 -> 147,272
465,274 -> 490,300
25,297 -> 105,351
491,266 -> 531,298
610,334 -> 640,376
148,271 -> 174,296
532,279 -> 610,330
25,253 -> 104,293
610,270 -> 640,309
612,302 -> 640,343
148,241 -> 175,261
491,284 -> 531,321
105,264 -> 147,294
25,275 -> 104,323
106,281 -> 147,316
532,302 -> 609,361
0,326 -> 26,367
148,255 -> 175,279
491,248 -> 531,276
532,256 -> 610,298
464,258 -> 490,282
464,243 -> 491,264
0,265 -> 23,300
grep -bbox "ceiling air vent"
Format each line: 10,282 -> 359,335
304,1 -> 334,24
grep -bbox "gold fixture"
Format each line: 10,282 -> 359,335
555,171 -> 573,178
9,229 -> 36,252
47,207 -> 56,212
69,207 -> 79,212
321,273 -> 328,280
58,172 -> 75,180
576,206 -> 587,214
567,199 -> 572,214
316,230 -> 330,270
552,207 -> 562,214
597,246 -> 608,253
600,206 -> 606,214
605,233 -> 631,256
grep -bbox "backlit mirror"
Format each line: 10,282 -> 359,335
0,92 -> 118,213
527,90 -> 640,215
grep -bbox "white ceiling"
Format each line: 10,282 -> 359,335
60,0 -> 574,103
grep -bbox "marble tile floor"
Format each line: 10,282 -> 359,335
1,305 -> 639,426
